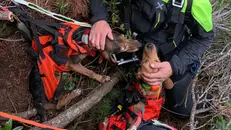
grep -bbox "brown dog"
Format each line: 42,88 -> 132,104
127,43 -> 174,129
137,43 -> 173,95
65,32 -> 142,83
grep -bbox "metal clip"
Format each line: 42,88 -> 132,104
172,0 -> 184,8
111,54 -> 140,66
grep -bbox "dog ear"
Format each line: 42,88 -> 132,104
98,51 -> 110,64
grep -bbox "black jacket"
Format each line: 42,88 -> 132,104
89,0 -> 216,76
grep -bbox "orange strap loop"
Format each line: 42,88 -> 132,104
0,111 -> 67,130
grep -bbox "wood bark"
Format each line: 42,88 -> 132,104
56,88 -> 82,110
0,109 -> 37,121
30,72 -> 122,130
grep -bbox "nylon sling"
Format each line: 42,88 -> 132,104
121,0 -> 193,55
159,0 -> 193,55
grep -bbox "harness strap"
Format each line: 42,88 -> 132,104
26,18 -> 64,35
111,124 -> 122,130
123,0 -> 132,30
186,0 -> 192,13
160,0 -> 193,55
30,22 -> 46,59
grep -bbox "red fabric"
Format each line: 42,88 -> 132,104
131,82 -> 164,120
99,81 -> 170,130
32,36 -> 69,100
99,115 -> 127,130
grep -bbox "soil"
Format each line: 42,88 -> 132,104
28,0 -> 90,21
0,24 -> 33,113
0,0 -> 90,114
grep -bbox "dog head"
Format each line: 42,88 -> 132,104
136,43 -> 160,79
142,43 -> 160,66
137,42 -> 173,91
136,43 -> 162,97
99,32 -> 142,64
105,33 -> 142,53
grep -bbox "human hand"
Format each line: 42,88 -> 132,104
89,20 -> 114,51
142,62 -> 173,86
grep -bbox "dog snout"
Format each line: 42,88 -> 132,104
146,43 -> 154,50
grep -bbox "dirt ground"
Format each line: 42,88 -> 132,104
0,0 -> 91,114
0,23 -> 33,113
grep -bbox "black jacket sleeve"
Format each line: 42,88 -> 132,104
89,0 -> 109,24
169,21 -> 216,76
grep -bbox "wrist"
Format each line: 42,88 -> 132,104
90,16 -> 108,25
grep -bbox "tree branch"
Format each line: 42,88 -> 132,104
29,72 -> 122,130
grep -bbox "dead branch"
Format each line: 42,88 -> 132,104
0,109 -> 37,121
29,72 -> 122,130
0,38 -> 24,42
190,77 -> 198,130
56,88 -> 82,110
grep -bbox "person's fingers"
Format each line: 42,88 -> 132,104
89,29 -> 93,42
142,71 -> 162,79
100,32 -> 106,50
107,30 -> 114,40
95,33 -> 100,50
89,32 -> 96,47
151,62 -> 163,69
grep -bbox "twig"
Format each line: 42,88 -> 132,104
190,77 -> 198,130
56,88 -> 82,110
195,107 -> 214,115
73,119 -> 92,128
0,109 -> 37,121
6,91 -> 17,113
194,115 -> 219,130
0,38 -> 24,42
29,72 -> 122,129
201,49 -> 231,71
45,0 -> 49,6
84,55 -> 100,67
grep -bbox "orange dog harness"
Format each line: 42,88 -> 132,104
31,22 -> 95,100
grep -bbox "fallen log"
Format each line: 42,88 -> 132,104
30,72 -> 122,130
56,88 -> 82,110
0,108 -> 37,121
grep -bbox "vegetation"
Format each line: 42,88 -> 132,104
0,119 -> 23,130
52,0 -> 72,15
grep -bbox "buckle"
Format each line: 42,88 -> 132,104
110,54 -> 140,66
172,0 -> 184,8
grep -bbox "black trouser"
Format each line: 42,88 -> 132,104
138,125 -> 171,130
164,71 -> 194,119
159,41 -> 195,119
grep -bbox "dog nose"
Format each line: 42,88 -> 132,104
146,43 -> 154,49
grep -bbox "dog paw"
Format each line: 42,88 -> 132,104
100,75 -> 111,83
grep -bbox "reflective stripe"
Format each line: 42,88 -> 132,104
154,13 -> 160,28
162,0 -> 169,3
181,0 -> 188,13
173,40 -> 177,47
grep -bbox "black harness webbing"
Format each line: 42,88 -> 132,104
123,0 -> 132,31
159,0 -> 193,55
122,0 -> 193,55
